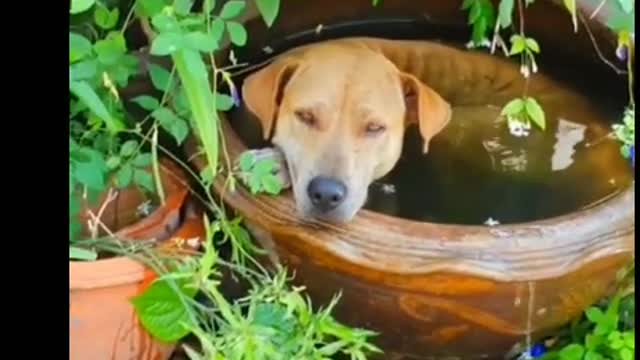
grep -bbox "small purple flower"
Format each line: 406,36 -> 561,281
630,145 -> 635,168
529,343 -> 546,358
231,85 -> 241,107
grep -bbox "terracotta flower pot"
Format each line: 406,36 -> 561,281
69,159 -> 205,360
186,1 -> 634,359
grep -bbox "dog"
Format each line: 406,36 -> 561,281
240,37 -> 614,223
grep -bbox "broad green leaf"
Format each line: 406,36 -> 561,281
69,32 -> 93,63
620,348 -> 633,360
72,148 -> 107,191
509,35 -> 526,55
584,350 -> 603,360
132,95 -> 161,111
497,0 -> 514,28
69,60 -> 98,81
525,97 -> 545,130
120,140 -> 138,157
183,31 -> 219,53
226,21 -> 247,46
501,98 -> 525,116
150,32 -> 184,56
70,246 -> 98,261
563,0 -> 578,32
152,107 -> 190,144
151,13 -> 180,33
94,5 -> 120,30
131,278 -> 198,342
558,344 -> 585,360
215,93 -> 234,111
617,0 -> 633,13
255,0 -> 280,27
136,0 -> 166,17
106,156 -> 121,169
115,164 -> 134,188
209,18 -> 226,44
238,151 -> 256,171
148,63 -> 173,92
525,37 -> 540,53
262,174 -> 282,195
133,153 -> 153,167
69,80 -> 123,133
219,0 -> 245,19
174,0 -> 194,15
586,307 -> 605,323
94,33 -> 127,65
70,0 -> 95,14
253,159 -> 275,176
134,169 -> 155,192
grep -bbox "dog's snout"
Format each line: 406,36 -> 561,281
307,176 -> 347,212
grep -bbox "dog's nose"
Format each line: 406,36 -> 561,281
307,176 -> 347,212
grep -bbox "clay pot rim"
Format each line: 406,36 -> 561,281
69,158 -> 190,290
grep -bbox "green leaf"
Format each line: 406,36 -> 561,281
131,278 -> 198,342
586,307 -> 605,323
69,81 -> 123,133
69,60 -> 98,81
70,0 -> 95,14
253,159 -> 275,176
131,95 -> 161,111
585,333 -> 604,350
525,37 -> 540,53
174,0 -> 194,15
617,0 -> 634,13
183,31 -> 219,53
133,153 -> 153,167
262,174 -> 282,195
106,156 -> 121,169
115,164 -> 134,188
238,151 -> 256,171
69,32 -> 93,63
134,169 -> 155,192
94,32 -> 127,65
136,0 -> 166,17
563,0 -> 578,32
72,148 -> 108,191
152,107 -> 190,144
203,0 -> 216,13
584,350 -> 603,360
620,348 -> 633,360
206,20 -> 223,45
559,344 -> 585,360
120,140 -> 139,157
150,32 -> 184,56
215,93 -> 234,111
525,97 -> 545,130
94,5 -> 120,30
255,0 -> 280,27
509,35 -> 526,55
226,21 -> 247,46
70,246 -> 98,261
497,0 -> 514,28
501,98 -> 525,116
219,0 -> 245,19
148,63 -> 173,92
151,13 -> 180,33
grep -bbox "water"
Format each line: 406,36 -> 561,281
226,19 -> 634,226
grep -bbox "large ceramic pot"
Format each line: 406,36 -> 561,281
69,159 -> 205,360
187,0 -> 634,358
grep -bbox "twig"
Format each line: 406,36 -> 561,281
589,0 -> 608,19
86,188 -> 119,238
577,10 -> 628,75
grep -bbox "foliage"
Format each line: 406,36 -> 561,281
529,263 -> 635,360
612,107 -> 635,164
236,151 -> 284,195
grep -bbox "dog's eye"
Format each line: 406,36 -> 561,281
295,110 -> 316,127
365,123 -> 386,135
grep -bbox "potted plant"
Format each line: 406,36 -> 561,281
69,1 -> 206,358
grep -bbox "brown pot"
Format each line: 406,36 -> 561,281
186,1 -> 634,359
70,159 -> 205,360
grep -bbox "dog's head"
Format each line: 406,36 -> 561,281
242,43 -> 451,223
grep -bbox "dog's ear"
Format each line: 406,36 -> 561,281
399,73 -> 451,153
241,58 -> 300,140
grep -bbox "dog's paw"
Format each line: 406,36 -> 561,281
235,147 -> 292,192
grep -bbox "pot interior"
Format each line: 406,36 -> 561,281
223,9 -> 633,226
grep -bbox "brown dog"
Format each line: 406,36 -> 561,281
240,37 -> 611,223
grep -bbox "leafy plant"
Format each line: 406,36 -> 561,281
236,152 -> 284,195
